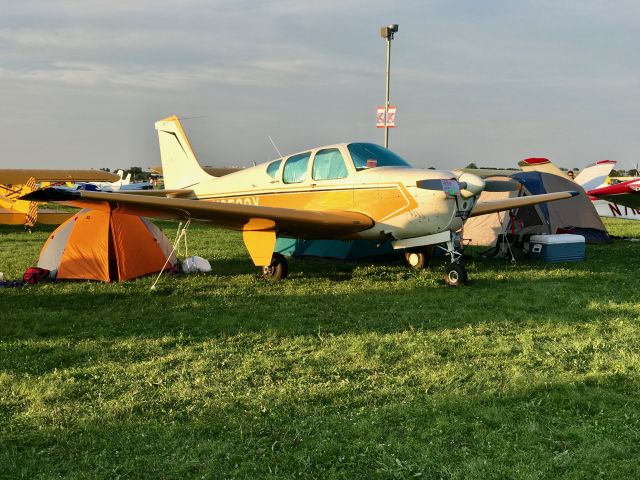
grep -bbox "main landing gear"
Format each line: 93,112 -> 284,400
262,252 -> 289,281
404,246 -> 432,270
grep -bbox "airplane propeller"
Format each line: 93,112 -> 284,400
416,176 -> 520,196
483,179 -> 522,192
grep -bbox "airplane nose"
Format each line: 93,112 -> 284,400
457,172 -> 485,198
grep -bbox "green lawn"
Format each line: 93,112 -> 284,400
1,218 -> 639,479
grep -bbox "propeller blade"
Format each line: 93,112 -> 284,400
483,179 -> 522,192
416,179 -> 461,196
416,179 -> 451,190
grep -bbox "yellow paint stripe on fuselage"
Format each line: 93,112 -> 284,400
197,183 -> 418,224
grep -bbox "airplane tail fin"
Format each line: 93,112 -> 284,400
0,177 -> 39,226
574,160 -> 616,192
123,173 -> 131,185
518,158 -> 566,177
154,115 -> 215,190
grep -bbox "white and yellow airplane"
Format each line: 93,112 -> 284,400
25,116 -> 577,285
0,169 -> 119,227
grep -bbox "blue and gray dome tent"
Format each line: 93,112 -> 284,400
464,171 -> 610,246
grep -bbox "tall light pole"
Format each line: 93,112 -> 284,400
380,23 -> 398,148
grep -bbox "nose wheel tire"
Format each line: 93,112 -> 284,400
404,247 -> 432,270
444,263 -> 468,287
262,253 -> 288,281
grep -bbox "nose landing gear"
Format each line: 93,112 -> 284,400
441,237 -> 467,286
444,263 -> 468,287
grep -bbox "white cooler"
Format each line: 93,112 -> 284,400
528,234 -> 585,262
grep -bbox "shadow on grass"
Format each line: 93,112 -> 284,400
1,266 -> 635,338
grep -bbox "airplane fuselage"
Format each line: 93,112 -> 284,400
185,143 -> 475,242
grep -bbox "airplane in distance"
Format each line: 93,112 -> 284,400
74,169 -> 131,191
76,169 -> 155,192
0,169 -> 118,227
588,178 -> 640,220
25,116 -> 578,286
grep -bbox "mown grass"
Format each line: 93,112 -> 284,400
1,218 -> 639,479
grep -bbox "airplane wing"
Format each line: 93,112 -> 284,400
470,191 -> 578,217
21,188 -> 374,236
588,180 -> 640,209
0,169 -> 119,184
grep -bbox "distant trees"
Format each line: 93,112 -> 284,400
121,167 -> 151,182
466,162 -> 478,169
610,169 -> 638,177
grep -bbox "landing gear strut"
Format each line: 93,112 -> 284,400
262,253 -> 288,281
440,237 -> 468,287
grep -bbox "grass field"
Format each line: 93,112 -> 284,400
1,218 -> 639,479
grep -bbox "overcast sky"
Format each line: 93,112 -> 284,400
1,0 -> 639,171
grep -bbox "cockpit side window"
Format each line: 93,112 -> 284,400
266,160 -> 281,178
282,152 -> 311,184
312,148 -> 349,181
347,142 -> 411,170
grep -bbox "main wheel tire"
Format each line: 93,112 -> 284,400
262,253 -> 289,281
444,263 -> 468,287
404,247 -> 431,270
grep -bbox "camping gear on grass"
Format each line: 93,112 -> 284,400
528,234 -> 586,262
23,267 -> 50,285
182,256 -> 212,273
38,208 -> 177,282
464,172 -> 609,250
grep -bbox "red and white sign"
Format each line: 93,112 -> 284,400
376,105 -> 396,128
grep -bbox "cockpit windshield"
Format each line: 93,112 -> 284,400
347,143 -> 411,170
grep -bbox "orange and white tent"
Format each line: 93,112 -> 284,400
37,207 -> 177,282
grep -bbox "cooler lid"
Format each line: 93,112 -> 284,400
529,234 -> 586,245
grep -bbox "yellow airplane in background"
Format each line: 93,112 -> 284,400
1,169 -> 118,227
25,116 -> 577,285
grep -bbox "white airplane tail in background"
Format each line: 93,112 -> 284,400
113,170 -> 125,187
574,160 -> 616,192
155,115 -> 215,190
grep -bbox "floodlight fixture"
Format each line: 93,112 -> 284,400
380,24 -> 399,40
